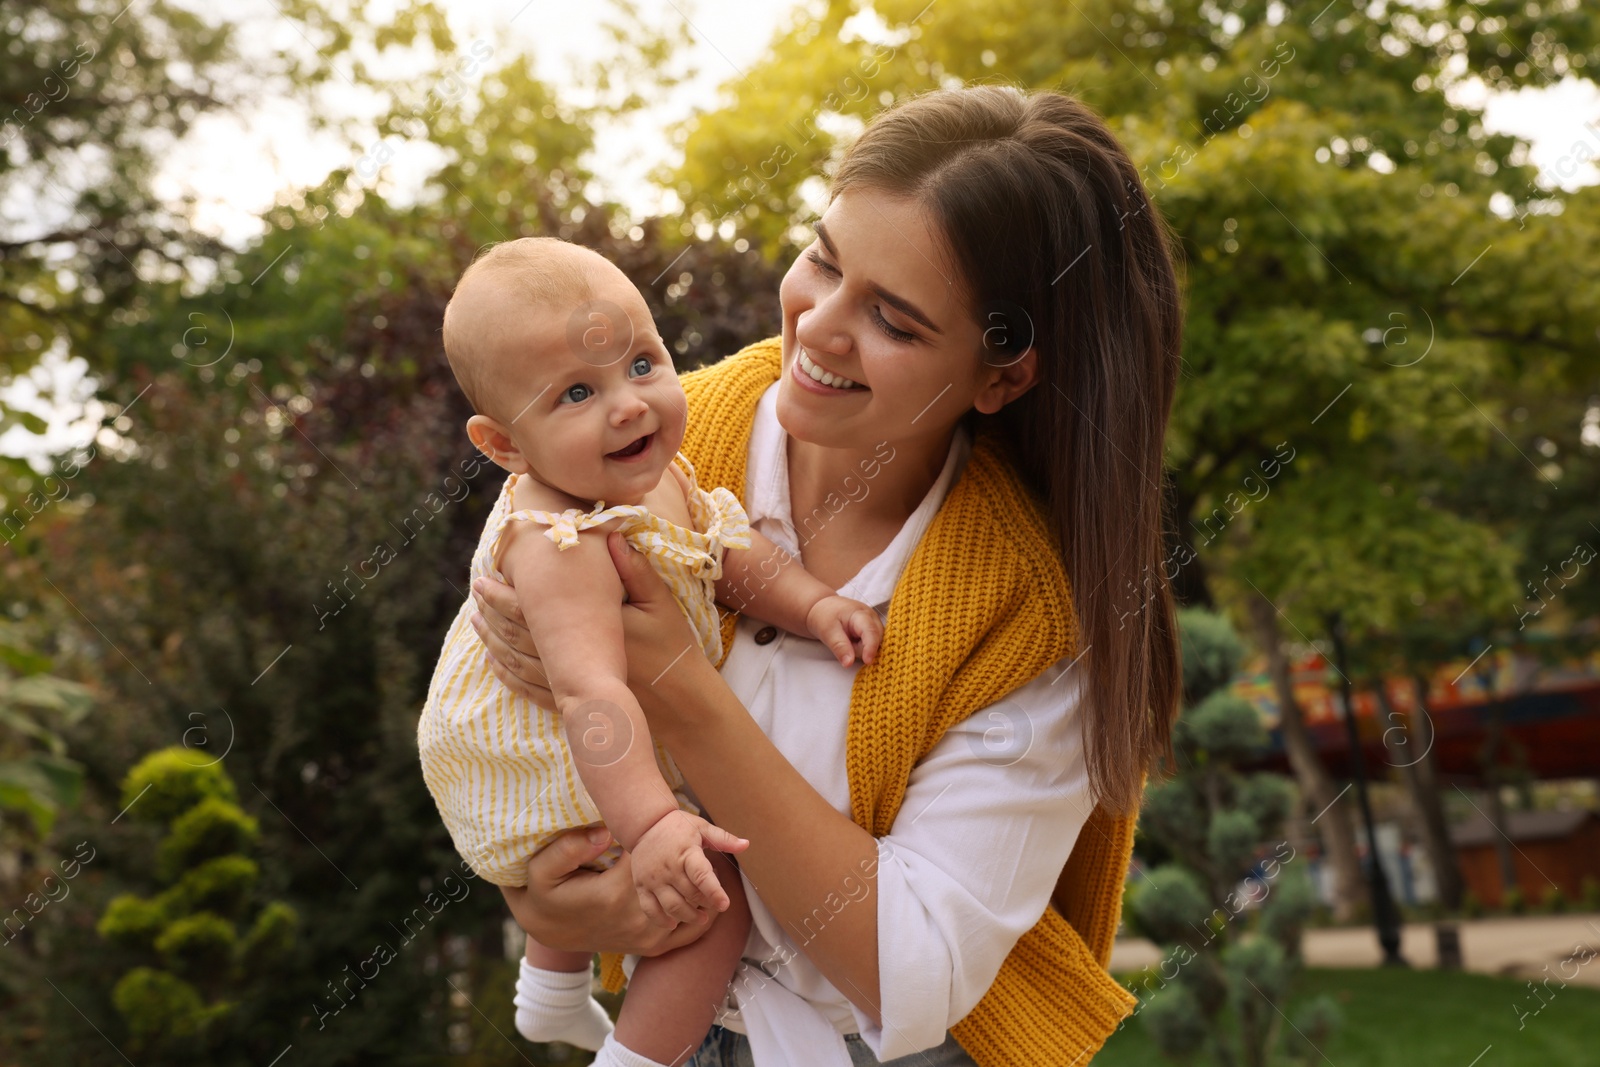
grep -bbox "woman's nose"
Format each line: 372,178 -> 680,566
795,295 -> 852,358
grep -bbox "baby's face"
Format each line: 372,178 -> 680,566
483,267 -> 686,504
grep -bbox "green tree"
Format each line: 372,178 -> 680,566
95,747 -> 297,1061
665,0 -> 1600,917
1128,609 -> 1339,1067
10,29 -> 781,1065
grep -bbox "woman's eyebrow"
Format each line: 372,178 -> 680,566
814,220 -> 944,336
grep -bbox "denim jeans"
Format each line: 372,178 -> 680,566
684,1025 -> 979,1067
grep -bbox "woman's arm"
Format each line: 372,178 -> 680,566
610,535 -> 890,1022
475,537 -> 888,1023
854,662 -> 1093,1059
474,538 -> 1095,1052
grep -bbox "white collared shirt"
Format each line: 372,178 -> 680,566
689,384 -> 1096,1063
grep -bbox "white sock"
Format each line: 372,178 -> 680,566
590,1031 -> 674,1067
512,958 -> 615,1051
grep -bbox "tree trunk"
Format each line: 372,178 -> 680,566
1247,596 -> 1362,922
1479,695 -> 1521,903
1375,678 -> 1464,912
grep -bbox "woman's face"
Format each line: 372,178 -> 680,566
776,188 -> 1000,453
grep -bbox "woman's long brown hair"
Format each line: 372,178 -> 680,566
832,86 -> 1183,814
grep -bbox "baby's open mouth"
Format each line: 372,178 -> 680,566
607,432 -> 653,460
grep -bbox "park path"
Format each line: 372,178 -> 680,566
1109,913 -> 1600,986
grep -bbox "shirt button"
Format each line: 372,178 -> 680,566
753,625 -> 778,645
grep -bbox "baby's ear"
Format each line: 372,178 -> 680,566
467,414 -> 527,473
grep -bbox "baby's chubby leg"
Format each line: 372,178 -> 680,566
514,935 -> 616,1050
601,850 -> 751,1067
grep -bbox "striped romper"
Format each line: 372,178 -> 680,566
417,451 -> 752,886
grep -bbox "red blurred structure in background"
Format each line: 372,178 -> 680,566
1234,641 -> 1600,907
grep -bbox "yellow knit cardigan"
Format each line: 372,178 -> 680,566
599,338 -> 1139,1065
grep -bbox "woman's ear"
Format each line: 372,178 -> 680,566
974,347 -> 1040,415
467,414 -> 529,473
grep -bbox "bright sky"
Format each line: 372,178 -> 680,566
4,0 -> 1598,463
160,0 -> 1600,244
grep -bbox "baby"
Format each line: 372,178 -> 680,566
417,237 -> 883,1067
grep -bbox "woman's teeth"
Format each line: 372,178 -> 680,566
798,349 -> 865,390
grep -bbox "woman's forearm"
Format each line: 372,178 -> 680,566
648,656 -> 884,1025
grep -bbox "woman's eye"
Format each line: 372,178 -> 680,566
871,306 -> 917,343
629,355 -> 652,377
807,249 -> 841,277
561,384 -> 592,404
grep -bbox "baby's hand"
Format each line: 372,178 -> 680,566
629,809 -> 748,928
806,595 -> 883,667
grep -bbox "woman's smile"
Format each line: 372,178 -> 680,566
789,347 -> 872,399
794,347 -> 868,391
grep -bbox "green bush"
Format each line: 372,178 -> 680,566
237,900 -> 299,970
1141,981 -> 1208,1060
99,746 -> 295,1055
1503,887 -> 1525,915
98,893 -> 170,950
1582,876 -> 1600,912
120,748 -> 238,825
1128,866 -> 1213,945
1538,885 -> 1568,914
1131,609 -> 1336,1066
1283,995 -> 1344,1064
1177,607 -> 1245,702
111,967 -> 209,1041
154,912 -> 237,974
157,795 -> 259,881
1180,691 -> 1268,762
171,855 -> 259,917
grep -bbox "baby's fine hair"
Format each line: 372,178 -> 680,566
441,237 -> 608,418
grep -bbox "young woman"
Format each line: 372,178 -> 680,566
468,84 -> 1184,1067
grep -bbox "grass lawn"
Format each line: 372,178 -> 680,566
1093,967 -> 1600,1066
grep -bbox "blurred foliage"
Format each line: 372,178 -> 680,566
0,623 -> 92,849
95,747 -> 296,1062
670,0 -> 1600,661
1,0 -> 1598,1062
1128,609 -> 1339,1065
1,2 -> 777,1063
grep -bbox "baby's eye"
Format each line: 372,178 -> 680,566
561,383 -> 592,404
629,355 -> 653,377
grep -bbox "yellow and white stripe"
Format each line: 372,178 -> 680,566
416,452 -> 751,886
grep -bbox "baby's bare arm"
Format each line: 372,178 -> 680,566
715,530 -> 834,633
716,530 -> 883,666
499,523 -> 679,851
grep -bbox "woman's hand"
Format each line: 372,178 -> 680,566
498,826 -> 716,956
601,531 -> 716,703
472,532 -> 716,726
469,576 -> 552,705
